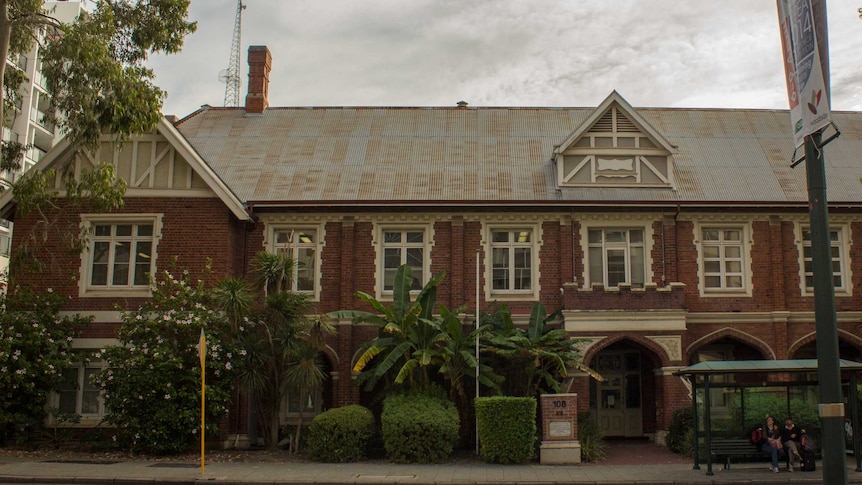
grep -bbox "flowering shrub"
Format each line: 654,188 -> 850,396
95,270 -> 242,455
0,286 -> 89,444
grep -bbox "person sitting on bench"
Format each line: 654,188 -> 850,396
780,417 -> 803,471
759,415 -> 785,473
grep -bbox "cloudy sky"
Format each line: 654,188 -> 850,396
145,1 -> 862,117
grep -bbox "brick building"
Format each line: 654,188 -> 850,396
4,46 -> 862,446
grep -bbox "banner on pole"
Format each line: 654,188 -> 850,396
776,0 -> 831,148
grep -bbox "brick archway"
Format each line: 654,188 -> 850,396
582,334 -> 671,367
788,329 -> 862,359
685,327 -> 776,363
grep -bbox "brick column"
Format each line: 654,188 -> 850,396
539,393 -> 581,464
657,366 -> 689,446
340,217 -> 355,309
451,216 -> 464,308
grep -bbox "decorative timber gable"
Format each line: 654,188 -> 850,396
0,118 -> 251,222
554,91 -> 676,189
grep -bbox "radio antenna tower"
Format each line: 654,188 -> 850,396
219,0 -> 246,107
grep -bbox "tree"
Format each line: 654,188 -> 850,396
236,252 -> 333,451
94,268 -> 240,455
0,284 -> 90,444
1,1 -> 196,257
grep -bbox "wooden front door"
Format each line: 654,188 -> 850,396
595,350 -> 643,437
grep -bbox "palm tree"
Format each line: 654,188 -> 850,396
235,251 -> 333,451
212,277 -> 253,330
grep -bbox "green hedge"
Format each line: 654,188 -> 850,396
666,407 -> 694,456
730,391 -> 820,434
307,405 -> 375,462
475,397 -> 536,464
381,393 -> 460,463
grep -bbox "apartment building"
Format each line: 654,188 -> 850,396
0,1 -> 89,272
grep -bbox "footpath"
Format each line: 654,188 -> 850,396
2,441 -> 862,485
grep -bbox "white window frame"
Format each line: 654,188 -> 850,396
579,218 -> 654,290
485,224 -> 540,301
373,223 -> 433,299
279,387 -> 324,423
698,225 -> 748,293
79,214 -> 162,298
586,227 -> 647,288
269,226 -> 324,301
694,222 -> 752,297
796,223 -> 851,296
49,357 -> 106,425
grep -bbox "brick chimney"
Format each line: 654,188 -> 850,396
245,46 -> 272,114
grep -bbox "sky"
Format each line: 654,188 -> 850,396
144,1 -> 862,117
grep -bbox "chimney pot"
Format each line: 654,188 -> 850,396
245,45 -> 272,114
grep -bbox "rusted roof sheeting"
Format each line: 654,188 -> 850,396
176,107 -> 862,204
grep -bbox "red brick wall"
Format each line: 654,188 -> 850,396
11,197 -> 240,313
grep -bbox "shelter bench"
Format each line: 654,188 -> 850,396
709,438 -> 761,469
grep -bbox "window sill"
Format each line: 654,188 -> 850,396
701,289 -> 751,298
80,288 -> 151,298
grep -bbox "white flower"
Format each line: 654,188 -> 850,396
165,394 -> 171,400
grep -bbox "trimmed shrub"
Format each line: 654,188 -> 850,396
475,396 -> 536,464
307,405 -> 375,462
381,392 -> 459,463
578,412 -> 605,462
667,407 -> 694,456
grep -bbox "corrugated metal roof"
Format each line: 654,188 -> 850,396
175,107 -> 862,205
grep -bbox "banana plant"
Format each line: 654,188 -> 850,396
329,264 -> 446,392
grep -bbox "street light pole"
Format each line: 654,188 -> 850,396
804,130 -> 847,485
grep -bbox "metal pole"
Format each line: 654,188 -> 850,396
704,376 -> 713,476
692,375 -> 700,470
805,130 -> 847,485
475,248 -> 480,455
850,372 -> 861,472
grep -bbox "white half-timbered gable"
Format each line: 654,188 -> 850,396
554,91 -> 676,189
0,118 -> 252,222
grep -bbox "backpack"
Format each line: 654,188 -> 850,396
800,432 -> 814,452
750,427 -> 763,445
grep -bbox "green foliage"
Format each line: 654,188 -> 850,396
475,397 -> 536,464
577,412 -> 606,462
381,392 -> 460,463
38,0 -> 195,153
0,285 -> 89,445
307,405 -> 375,462
95,269 -> 240,455
236,251 -> 334,451
1,1 -> 196,264
729,390 -> 820,434
667,407 -> 694,455
480,303 -> 596,397
333,264 -> 448,392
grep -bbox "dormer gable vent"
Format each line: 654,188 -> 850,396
554,92 -> 676,189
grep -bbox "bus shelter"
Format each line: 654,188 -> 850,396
675,359 -> 862,476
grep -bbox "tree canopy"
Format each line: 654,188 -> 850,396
0,0 -> 195,216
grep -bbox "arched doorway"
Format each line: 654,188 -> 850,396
589,339 -> 662,438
